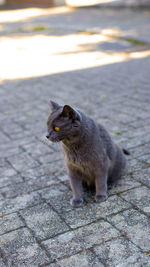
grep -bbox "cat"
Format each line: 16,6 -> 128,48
46,100 -> 129,207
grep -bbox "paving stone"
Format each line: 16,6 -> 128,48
7,153 -> 40,172
42,220 -> 119,261
121,133 -> 150,149
137,153 -> 150,165
129,144 -> 150,159
0,174 -> 23,188
0,138 -> 36,159
0,131 -> 10,144
111,112 -> 137,125
0,193 -> 4,201
8,129 -> 33,141
0,145 -> 24,159
1,118 -> 23,135
0,258 -> 6,267
0,192 -> 42,214
127,158 -> 148,174
61,195 -> 131,228
20,203 -> 69,240
120,186 -> 150,216
57,173 -> 70,186
109,175 -> 141,195
132,168 -> 150,187
40,183 -> 73,213
0,228 -> 50,266
0,175 -> 60,199
130,117 -> 150,129
0,212 -> 25,235
123,125 -> 150,140
93,237 -> 150,267
97,118 -> 129,135
21,140 -> 55,157
24,174 -> 60,188
0,162 -> 17,178
48,250 -> 104,267
108,209 -> 150,252
0,158 -> 5,168
22,160 -> 65,178
38,152 -> 63,165
120,108 -> 150,122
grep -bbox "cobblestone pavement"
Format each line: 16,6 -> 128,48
0,4 -> 150,267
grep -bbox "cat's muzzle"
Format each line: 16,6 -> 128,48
46,133 -> 60,142
46,133 -> 50,139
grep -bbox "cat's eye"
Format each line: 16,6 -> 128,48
54,126 -> 60,132
73,123 -> 79,127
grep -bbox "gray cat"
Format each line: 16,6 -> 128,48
46,100 -> 129,207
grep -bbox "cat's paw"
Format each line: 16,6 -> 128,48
70,198 -> 84,208
95,194 -> 108,203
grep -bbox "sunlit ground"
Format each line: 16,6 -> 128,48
0,6 -> 150,81
66,0 -> 119,7
0,6 -> 71,23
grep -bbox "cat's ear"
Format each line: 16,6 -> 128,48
49,100 -> 60,111
61,105 -> 76,119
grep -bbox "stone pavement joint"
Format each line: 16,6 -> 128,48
0,4 -> 150,267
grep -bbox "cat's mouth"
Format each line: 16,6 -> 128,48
47,139 -> 60,143
46,135 -> 60,143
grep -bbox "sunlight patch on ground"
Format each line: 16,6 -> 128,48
0,33 -> 150,81
0,6 -> 71,23
101,28 -> 121,37
130,50 -> 150,59
66,0 -> 118,7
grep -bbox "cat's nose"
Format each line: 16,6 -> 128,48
46,133 -> 50,139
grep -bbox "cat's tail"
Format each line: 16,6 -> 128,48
122,148 -> 130,156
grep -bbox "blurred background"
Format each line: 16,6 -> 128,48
0,0 -> 150,81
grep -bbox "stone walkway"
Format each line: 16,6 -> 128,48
0,4 -> 150,267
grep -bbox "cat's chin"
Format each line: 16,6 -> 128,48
47,138 -> 60,143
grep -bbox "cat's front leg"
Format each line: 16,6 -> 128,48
95,171 -> 108,203
68,168 -> 84,207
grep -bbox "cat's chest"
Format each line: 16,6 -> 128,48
64,146 -> 95,177
65,148 -> 83,165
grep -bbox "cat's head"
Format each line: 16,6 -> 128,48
46,101 -> 81,143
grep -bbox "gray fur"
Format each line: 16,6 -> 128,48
46,101 -> 128,207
